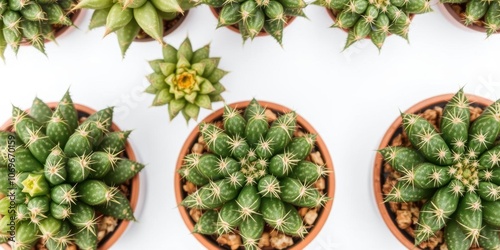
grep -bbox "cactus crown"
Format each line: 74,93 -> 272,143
0,91 -> 144,249
79,0 -> 195,57
0,0 -> 77,60
314,0 -> 431,50
145,37 -> 228,123
380,89 -> 500,248
179,99 -> 329,249
200,0 -> 307,44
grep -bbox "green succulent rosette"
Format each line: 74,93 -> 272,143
145,37 -> 228,122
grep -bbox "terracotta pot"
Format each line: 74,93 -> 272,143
133,11 -> 189,42
0,102 -> 140,250
175,100 -> 335,249
373,93 -> 493,249
438,3 -> 498,35
20,9 -> 85,46
326,8 -> 414,39
209,7 -> 297,37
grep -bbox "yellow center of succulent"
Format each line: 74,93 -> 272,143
176,72 -> 196,90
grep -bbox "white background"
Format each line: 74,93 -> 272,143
1,2 -> 500,249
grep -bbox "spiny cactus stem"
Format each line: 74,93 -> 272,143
105,187 -> 121,206
104,149 -> 122,170
466,199 -> 482,211
259,179 -> 280,197
416,129 -> 437,150
77,216 -> 100,236
207,181 -> 222,200
61,186 -> 79,205
450,181 -> 464,197
427,201 -> 450,225
257,137 -> 274,155
183,153 -> 201,169
25,126 -> 47,148
228,172 -> 243,187
483,170 -> 493,181
457,221 -> 482,246
280,152 -> 299,175
415,222 -> 435,243
236,199 -> 259,219
399,168 -> 416,186
77,155 -> 95,178
486,186 -> 500,200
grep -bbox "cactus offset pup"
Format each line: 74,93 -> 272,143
0,91 -> 144,249
179,99 -> 330,249
379,89 -> 500,249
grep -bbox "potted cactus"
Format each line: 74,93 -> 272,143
0,0 -> 82,60
374,88 -> 500,249
199,0 -> 306,44
144,37 -> 227,123
0,91 -> 144,249
75,0 -> 195,57
175,99 -> 335,249
314,0 -> 430,50
439,0 -> 500,36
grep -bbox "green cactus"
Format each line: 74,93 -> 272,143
199,0 -> 307,44
145,37 -> 228,123
440,0 -> 500,36
315,0 -> 431,50
179,99 -> 330,249
380,88 -> 500,248
76,0 -> 195,57
0,91 -> 144,249
0,0 -> 78,60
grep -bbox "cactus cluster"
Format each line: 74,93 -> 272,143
441,0 -> 500,36
179,100 -> 330,249
315,0 -> 431,50
0,91 -> 144,249
379,89 -> 500,249
75,0 -> 194,57
0,0 -> 77,60
145,37 -> 227,123
198,0 -> 307,44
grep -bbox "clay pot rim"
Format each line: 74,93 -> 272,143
20,9 -> 84,46
133,10 -> 190,43
174,100 -> 336,250
372,93 -> 494,249
438,2 -> 498,34
325,7 -> 415,39
0,102 -> 140,250
209,7 -> 297,37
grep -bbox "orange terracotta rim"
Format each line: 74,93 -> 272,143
373,93 -> 493,249
20,9 -> 84,46
174,100 -> 335,249
0,102 -> 140,250
438,3 -> 499,34
326,7 -> 415,39
133,10 -> 190,42
209,7 -> 297,37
